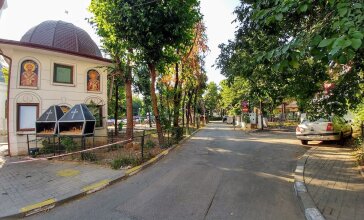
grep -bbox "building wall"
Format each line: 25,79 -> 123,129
0,82 -> 6,134
3,47 -> 109,155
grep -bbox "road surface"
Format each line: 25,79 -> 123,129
29,122 -> 306,220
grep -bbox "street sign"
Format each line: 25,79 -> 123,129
241,101 -> 249,113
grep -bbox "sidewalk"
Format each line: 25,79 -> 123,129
302,145 -> 364,220
0,159 -> 125,218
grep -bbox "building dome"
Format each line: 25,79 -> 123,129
20,20 -> 102,58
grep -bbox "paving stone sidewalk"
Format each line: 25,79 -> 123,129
0,158 -> 125,218
304,146 -> 364,220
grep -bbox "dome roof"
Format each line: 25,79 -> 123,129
20,20 -> 102,58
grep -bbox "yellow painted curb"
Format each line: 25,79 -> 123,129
147,155 -> 160,163
82,179 -> 110,193
161,149 -> 169,155
125,165 -> 143,175
20,198 -> 56,213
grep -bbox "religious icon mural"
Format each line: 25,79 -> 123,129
20,60 -> 38,87
87,69 -> 100,92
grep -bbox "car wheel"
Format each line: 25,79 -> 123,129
338,133 -> 345,146
301,140 -> 308,145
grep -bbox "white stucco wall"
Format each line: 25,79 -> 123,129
0,82 -> 6,134
0,44 -> 110,155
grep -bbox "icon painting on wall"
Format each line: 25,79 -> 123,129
87,69 -> 100,92
20,60 -> 38,87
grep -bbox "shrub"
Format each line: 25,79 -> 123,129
110,156 -> 140,169
145,139 -> 156,148
172,127 -> 184,143
40,139 -> 53,154
81,152 -> 97,162
61,137 -> 78,153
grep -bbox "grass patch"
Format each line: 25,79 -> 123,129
110,156 -> 141,169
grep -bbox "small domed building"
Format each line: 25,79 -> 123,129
0,20 -> 111,155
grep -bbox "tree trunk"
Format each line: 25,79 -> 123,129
109,75 -> 114,103
148,63 -> 164,146
192,89 -> 198,126
182,91 -> 186,129
186,90 -> 193,134
125,77 -> 133,139
114,82 -> 119,135
148,106 -> 152,128
173,62 -> 181,127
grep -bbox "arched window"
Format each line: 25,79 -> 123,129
85,97 -> 105,128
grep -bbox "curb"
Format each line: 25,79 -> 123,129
294,146 -> 325,220
125,127 -> 202,176
0,127 -> 202,219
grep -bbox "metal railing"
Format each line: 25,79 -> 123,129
21,125 -> 201,168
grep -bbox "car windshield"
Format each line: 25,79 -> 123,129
316,118 -> 330,122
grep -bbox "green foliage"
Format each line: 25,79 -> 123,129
118,121 -> 123,131
40,139 -> 53,154
242,114 -> 250,123
110,156 -> 140,169
216,0 -> 364,116
204,82 -> 220,116
90,0 -> 203,145
81,152 -> 98,162
61,137 -> 77,153
90,0 -> 201,66
145,139 -> 156,149
171,126 -> 184,143
107,80 -> 126,118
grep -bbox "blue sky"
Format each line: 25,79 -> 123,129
0,0 -> 240,84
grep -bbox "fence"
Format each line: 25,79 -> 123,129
21,125 -> 200,169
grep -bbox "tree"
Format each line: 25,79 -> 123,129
219,0 -> 364,117
133,64 -> 153,127
90,0 -> 201,146
219,78 -> 251,115
204,82 -> 219,117
89,1 -> 135,139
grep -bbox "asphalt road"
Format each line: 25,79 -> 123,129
29,122 -> 306,220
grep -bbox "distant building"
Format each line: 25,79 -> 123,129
0,20 -> 111,155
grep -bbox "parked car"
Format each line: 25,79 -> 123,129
296,115 -> 352,145
107,119 -> 115,126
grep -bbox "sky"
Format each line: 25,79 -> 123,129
0,0 -> 240,84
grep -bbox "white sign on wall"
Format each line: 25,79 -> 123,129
249,113 -> 256,124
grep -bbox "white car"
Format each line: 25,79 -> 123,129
296,116 -> 352,145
